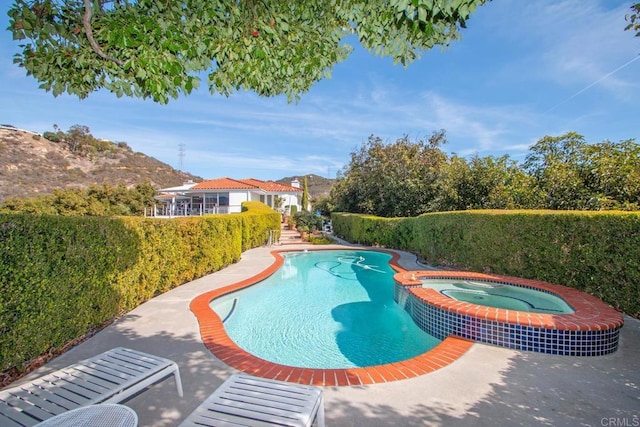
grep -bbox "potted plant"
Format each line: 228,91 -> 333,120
297,225 -> 309,240
292,211 -> 322,238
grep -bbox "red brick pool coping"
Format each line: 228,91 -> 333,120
190,248 -> 473,386
394,271 -> 624,331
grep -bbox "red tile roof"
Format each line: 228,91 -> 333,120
191,178 -> 302,192
192,178 -> 256,190
241,178 -> 302,192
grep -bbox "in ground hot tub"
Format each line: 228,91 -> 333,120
394,271 -> 624,356
424,279 -> 574,314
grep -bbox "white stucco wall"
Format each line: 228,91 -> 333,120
282,194 -> 301,213
229,191 -> 249,213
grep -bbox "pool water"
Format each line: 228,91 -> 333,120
422,279 -> 574,314
210,250 -> 440,369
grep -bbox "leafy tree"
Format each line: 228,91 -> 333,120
7,0 -> 488,103
464,155 -> 537,209
431,154 -> 541,211
582,139 -> 640,210
273,195 -> 284,211
332,132 -> 448,217
41,124 -> 123,156
0,182 -> 157,216
523,133 -> 640,210
500,165 -> 544,209
86,183 -> 131,215
312,195 -> 334,218
65,124 -> 93,154
331,130 -> 639,217
430,154 -> 470,211
49,188 -> 94,215
626,2 -> 640,37
116,141 -> 132,151
128,182 -> 158,214
523,132 -> 590,210
42,123 -> 65,143
0,196 -> 56,215
301,176 -> 309,212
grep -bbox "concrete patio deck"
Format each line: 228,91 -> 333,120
6,238 -> 639,426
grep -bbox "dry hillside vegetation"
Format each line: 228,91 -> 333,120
277,174 -> 335,197
0,128 -> 201,202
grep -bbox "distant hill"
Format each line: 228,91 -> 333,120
0,126 -> 336,204
277,174 -> 335,198
0,126 -> 202,202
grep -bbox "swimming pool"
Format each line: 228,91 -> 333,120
210,250 -> 440,368
191,248 -> 623,385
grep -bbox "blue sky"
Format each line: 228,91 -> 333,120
1,0 -> 638,182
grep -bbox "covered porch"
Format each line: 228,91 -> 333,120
146,193 -> 232,218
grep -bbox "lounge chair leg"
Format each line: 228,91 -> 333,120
316,394 -> 325,427
173,365 -> 184,397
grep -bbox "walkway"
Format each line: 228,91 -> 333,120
5,240 -> 639,426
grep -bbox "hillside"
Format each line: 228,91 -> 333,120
0,126 -> 337,204
277,174 -> 335,198
0,126 -> 202,202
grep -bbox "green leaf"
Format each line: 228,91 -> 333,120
6,0 -> 487,103
418,7 -> 427,23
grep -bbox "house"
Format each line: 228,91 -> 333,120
148,178 -> 304,218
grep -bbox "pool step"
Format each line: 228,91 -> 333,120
277,226 -> 308,245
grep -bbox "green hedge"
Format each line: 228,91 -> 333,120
239,201 -> 281,251
0,215 -> 139,372
113,214 -> 244,311
0,202 -> 280,373
332,210 -> 640,317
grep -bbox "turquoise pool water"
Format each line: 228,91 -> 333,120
422,279 -> 574,314
210,250 -> 440,369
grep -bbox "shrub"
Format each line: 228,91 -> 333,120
293,211 -> 322,233
240,201 -> 281,250
0,214 -> 139,372
332,210 -> 640,317
308,234 -> 334,244
0,202 -> 278,373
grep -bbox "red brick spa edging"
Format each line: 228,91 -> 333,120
190,248 -> 473,386
394,271 -> 624,356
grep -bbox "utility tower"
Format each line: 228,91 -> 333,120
178,143 -> 185,171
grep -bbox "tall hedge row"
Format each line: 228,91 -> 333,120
332,210 -> 640,317
112,215 -> 244,311
240,201 -> 282,251
0,215 -> 139,372
0,202 -> 280,373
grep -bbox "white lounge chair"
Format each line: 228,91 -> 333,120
0,347 -> 183,427
180,373 -> 324,427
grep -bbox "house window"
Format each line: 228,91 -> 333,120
192,196 -> 203,213
259,195 -> 272,206
204,193 -> 229,212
